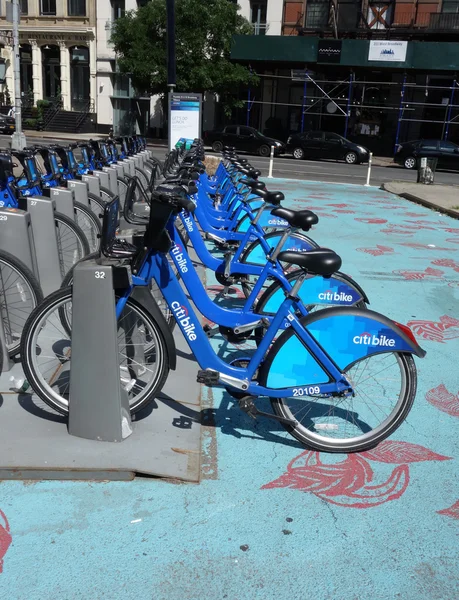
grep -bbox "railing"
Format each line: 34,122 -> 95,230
390,12 -> 430,27
429,12 -> 459,29
252,22 -> 268,35
42,98 -> 63,130
75,98 -> 95,132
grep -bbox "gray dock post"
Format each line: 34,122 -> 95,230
93,170 -> 110,191
68,262 -> 133,442
0,317 -> 12,372
0,208 -> 37,275
82,174 -> 101,198
103,167 -> 118,195
26,197 -> 62,295
50,187 -> 75,221
67,180 -> 90,207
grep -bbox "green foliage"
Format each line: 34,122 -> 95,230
24,118 -> 38,129
110,0 -> 256,115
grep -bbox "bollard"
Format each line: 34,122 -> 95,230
267,145 -> 274,179
364,152 -> 373,187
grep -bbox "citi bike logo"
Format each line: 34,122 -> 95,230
319,289 -> 352,302
183,212 -> 194,233
268,218 -> 288,226
171,302 -> 197,341
171,243 -> 188,273
352,331 -> 395,347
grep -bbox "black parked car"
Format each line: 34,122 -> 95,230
286,131 -> 369,164
204,125 -> 285,157
395,139 -> 459,170
0,114 -> 15,134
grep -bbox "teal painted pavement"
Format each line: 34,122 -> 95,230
1,180 -> 458,599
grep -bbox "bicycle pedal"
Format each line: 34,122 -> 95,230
238,396 -> 258,419
197,369 -> 220,386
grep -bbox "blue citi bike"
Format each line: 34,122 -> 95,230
21,184 -> 425,453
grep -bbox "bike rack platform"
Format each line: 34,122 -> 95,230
0,329 -> 201,481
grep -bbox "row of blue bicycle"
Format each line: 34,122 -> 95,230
17,137 -> 425,453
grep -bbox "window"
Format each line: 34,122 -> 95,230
250,1 -> 267,34
40,0 -> 56,15
307,132 -> 324,140
20,0 -> 28,15
420,141 -> 438,150
440,141 -> 458,152
225,126 -> 237,134
442,0 -> 459,13
306,0 -> 329,28
111,0 -> 125,20
239,127 -> 254,137
68,0 -> 86,16
324,133 -> 341,143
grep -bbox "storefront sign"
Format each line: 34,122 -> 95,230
168,93 -> 202,150
317,40 -> 342,64
368,41 -> 408,62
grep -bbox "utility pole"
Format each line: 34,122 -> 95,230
166,0 -> 176,94
8,0 -> 26,150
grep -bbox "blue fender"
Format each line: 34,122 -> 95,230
265,307 -> 425,389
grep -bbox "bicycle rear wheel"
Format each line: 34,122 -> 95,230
87,193 -> 106,221
21,288 -> 170,416
260,315 -> 417,453
54,213 -> 90,277
0,249 -> 44,357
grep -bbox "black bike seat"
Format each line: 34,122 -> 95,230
254,190 -> 284,206
277,248 -> 342,277
271,207 -> 318,231
241,178 -> 266,190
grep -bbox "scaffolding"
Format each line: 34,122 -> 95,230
244,70 -> 459,153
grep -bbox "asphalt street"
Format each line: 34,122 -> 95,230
2,133 -> 459,187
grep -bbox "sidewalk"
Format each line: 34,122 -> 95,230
382,181 -> 459,219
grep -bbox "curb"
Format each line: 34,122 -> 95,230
382,183 -> 459,220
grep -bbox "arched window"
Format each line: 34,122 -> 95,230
70,46 -> 90,111
42,45 -> 61,102
20,44 -> 33,103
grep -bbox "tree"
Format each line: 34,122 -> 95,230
110,0 -> 257,115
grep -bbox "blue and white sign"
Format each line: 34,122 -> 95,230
368,40 -> 408,62
168,92 -> 202,150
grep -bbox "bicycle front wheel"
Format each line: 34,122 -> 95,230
261,333 -> 417,453
21,288 -> 170,416
74,201 -> 102,253
54,213 -> 91,277
0,249 -> 44,357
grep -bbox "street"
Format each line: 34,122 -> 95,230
2,133 -> 459,188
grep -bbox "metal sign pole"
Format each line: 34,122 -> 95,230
8,0 -> 27,150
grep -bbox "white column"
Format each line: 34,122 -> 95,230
88,37 -> 97,113
30,40 -> 42,105
4,45 -> 15,104
59,42 -> 71,110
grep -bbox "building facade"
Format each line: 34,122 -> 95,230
96,0 -> 151,135
231,0 -> 459,155
0,0 -> 96,112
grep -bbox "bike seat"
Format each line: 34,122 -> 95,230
252,189 -> 284,206
271,207 -> 318,231
277,248 -> 342,277
240,178 -> 265,190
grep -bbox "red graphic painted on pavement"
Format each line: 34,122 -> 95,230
334,209 -> 356,214
438,500 -> 459,519
0,510 -> 11,573
261,441 -> 450,509
355,217 -> 387,224
327,203 -> 348,208
426,384 -> 459,417
393,267 -> 444,281
380,227 -> 414,236
431,258 -> 459,272
446,238 -> 459,245
357,245 -> 394,256
408,315 -> 459,343
443,227 -> 459,234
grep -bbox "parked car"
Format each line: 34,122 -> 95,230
0,115 -> 15,134
286,131 -> 369,164
204,125 -> 285,156
395,139 -> 459,170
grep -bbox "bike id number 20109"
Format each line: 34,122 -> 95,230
292,386 -> 321,396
